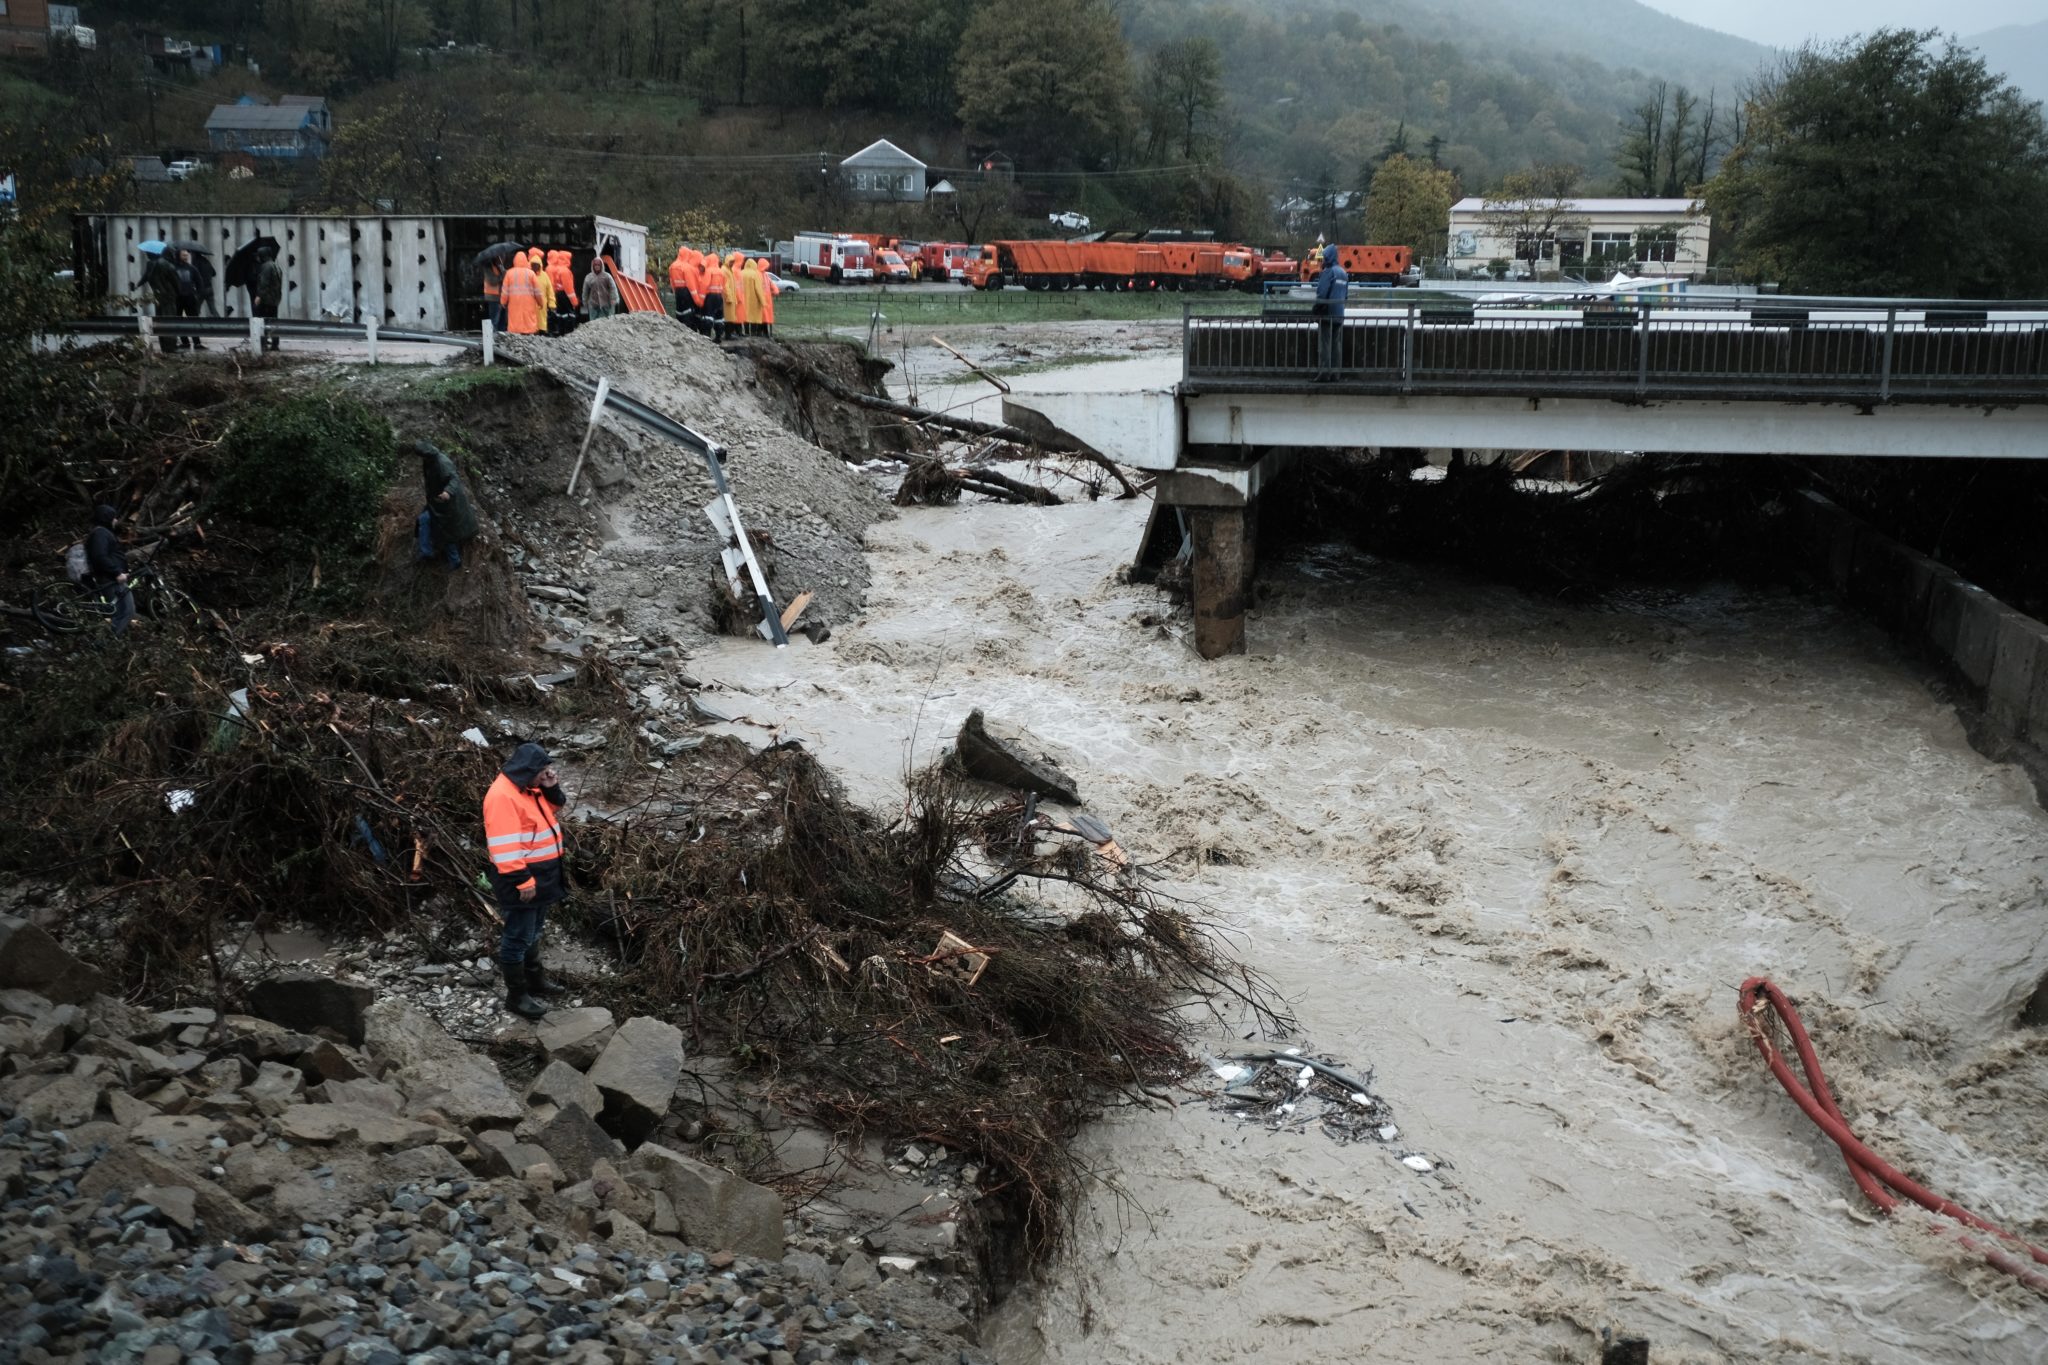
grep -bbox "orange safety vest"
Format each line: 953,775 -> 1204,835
702,258 -> 726,301
548,256 -> 578,308
501,264 -> 544,334
669,252 -> 688,289
482,771 -> 563,894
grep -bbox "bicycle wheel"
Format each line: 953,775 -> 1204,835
143,579 -> 203,628
30,581 -> 91,634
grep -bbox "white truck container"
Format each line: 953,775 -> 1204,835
790,231 -> 874,284
73,212 -> 650,331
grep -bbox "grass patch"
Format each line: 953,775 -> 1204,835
397,365 -> 531,404
775,286 -> 1263,336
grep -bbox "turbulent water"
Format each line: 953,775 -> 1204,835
699,370 -> 2048,1362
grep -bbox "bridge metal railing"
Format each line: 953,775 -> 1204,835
1184,297 -> 2048,404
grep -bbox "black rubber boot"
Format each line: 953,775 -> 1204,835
524,957 -> 567,997
502,961 -> 547,1019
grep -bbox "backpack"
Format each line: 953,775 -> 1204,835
64,541 -> 88,584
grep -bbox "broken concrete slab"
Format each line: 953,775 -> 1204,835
953,709 -> 1081,805
528,1059 -> 604,1117
0,915 -> 104,1004
536,1102 -> 622,1184
362,1000 -> 522,1130
536,1006 -> 616,1070
584,1016 -> 684,1147
276,1104 -> 442,1153
246,970 -> 375,1044
625,1142 -> 784,1260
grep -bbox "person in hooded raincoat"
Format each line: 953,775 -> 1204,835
481,742 -> 570,1019
528,249 -> 556,333
547,251 -> 579,332
758,261 -> 779,337
411,439 -> 478,569
699,254 -> 727,342
670,248 -> 696,330
582,258 -> 618,321
723,253 -> 746,333
501,255 -> 544,335
739,259 -> 768,338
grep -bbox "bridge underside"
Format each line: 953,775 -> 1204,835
1150,390 -> 2048,659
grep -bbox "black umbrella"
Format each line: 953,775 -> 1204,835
474,241 -> 525,268
225,235 -> 280,289
167,239 -> 212,256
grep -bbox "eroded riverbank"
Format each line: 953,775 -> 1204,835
695,474 -> 2048,1362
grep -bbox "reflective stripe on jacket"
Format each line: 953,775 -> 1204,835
482,771 -> 562,893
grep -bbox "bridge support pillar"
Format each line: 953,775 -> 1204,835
1190,506 -> 1252,658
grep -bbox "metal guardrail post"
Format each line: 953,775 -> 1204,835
1400,304 -> 1415,392
1879,308 -> 1895,402
1636,307 -> 1649,397
1181,303 -> 1190,385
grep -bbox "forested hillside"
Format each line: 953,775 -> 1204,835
10,0 -> 1781,243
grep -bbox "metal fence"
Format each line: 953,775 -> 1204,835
1184,298 -> 2048,404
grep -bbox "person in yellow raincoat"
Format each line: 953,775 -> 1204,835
528,249 -> 556,333
739,259 -> 768,338
699,254 -> 727,342
723,252 -> 745,334
501,255 -> 544,335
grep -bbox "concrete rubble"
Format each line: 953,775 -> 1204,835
0,918 -> 992,1364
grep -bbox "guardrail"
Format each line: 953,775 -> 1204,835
1184,298 -> 2048,405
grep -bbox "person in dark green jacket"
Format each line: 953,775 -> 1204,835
411,439 -> 477,569
140,252 -> 179,354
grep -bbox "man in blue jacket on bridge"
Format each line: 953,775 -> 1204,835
1313,244 -> 1349,381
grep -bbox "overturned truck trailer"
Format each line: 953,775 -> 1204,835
72,213 -> 649,332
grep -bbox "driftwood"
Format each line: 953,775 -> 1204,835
749,344 -> 1141,498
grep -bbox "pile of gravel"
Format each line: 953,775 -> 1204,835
499,316 -> 890,648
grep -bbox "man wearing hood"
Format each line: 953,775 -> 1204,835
483,743 -> 570,1019
411,439 -> 477,569
1312,244 -> 1349,381
84,504 -> 134,637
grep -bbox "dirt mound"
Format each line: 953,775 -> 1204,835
500,315 -> 889,647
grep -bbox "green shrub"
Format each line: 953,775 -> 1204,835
211,392 -> 397,553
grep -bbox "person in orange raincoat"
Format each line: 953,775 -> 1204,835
482,258 -> 509,332
739,259 -> 768,338
699,254 -> 727,342
546,251 -> 579,332
678,249 -> 703,329
501,255 -> 544,335
668,247 -> 691,321
758,260 -> 779,337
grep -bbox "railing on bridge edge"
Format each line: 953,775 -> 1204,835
1181,296 -> 2048,405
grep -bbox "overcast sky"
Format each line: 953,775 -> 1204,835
1637,0 -> 2040,48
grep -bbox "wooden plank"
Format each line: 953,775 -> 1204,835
778,591 -> 815,631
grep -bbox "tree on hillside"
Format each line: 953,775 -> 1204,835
319,76 -> 548,214
1707,30 -> 2048,296
1480,164 -> 1585,273
1617,82 -> 1721,195
1364,154 -> 1456,258
1141,37 -> 1224,162
956,0 -> 1131,165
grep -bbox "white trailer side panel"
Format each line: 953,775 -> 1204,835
594,215 -> 649,282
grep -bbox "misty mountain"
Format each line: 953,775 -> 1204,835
1969,20 -> 2048,107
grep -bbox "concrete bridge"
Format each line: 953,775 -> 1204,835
1007,296 -> 2048,658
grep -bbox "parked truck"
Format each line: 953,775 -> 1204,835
1299,244 -> 1419,286
790,231 -> 875,284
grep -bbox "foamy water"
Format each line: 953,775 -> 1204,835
698,392 -> 2048,1362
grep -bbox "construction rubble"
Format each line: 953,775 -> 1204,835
0,916 -> 991,1365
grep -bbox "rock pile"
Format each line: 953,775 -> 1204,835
0,918 -> 990,1364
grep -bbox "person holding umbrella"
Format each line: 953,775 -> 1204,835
226,236 -> 283,350
139,247 -> 179,355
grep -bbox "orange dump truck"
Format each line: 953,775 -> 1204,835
1299,245 -> 1417,285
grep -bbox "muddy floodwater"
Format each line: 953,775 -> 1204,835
700,375 -> 2048,1360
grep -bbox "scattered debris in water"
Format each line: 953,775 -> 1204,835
1204,1047 -> 1429,1166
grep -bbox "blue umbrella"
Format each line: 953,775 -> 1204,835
138,240 -> 167,255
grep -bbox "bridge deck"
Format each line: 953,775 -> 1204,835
1184,301 -> 2048,406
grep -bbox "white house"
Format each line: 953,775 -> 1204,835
840,139 -> 926,202
1447,196 -> 1710,277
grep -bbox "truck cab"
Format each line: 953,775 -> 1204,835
876,250 -> 912,283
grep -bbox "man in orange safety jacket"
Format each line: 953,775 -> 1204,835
699,253 -> 727,342
759,260 -> 779,337
501,254 -> 544,335
669,246 -> 691,321
483,742 -> 569,1019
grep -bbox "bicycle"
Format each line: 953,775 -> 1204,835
31,565 -> 202,636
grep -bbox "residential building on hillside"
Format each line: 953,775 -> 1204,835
0,0 -> 52,54
840,139 -> 926,202
1447,196 -> 1709,277
204,97 -> 333,161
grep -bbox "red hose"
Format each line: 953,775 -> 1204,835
1738,976 -> 2048,1294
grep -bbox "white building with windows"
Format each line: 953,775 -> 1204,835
839,139 -> 926,202
1447,196 -> 1709,277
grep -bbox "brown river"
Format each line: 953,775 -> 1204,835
697,364 -> 2048,1362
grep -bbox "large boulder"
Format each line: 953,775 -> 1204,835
0,916 -> 103,1004
275,1103 -> 442,1153
78,1143 -> 267,1240
952,710 -> 1081,805
537,1006 -> 616,1070
247,971 -> 374,1045
626,1142 -> 784,1259
528,1059 -> 603,1117
583,1016 -> 684,1147
362,1000 -> 521,1130
536,1102 -> 622,1183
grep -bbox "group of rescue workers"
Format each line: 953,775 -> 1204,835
666,246 -> 779,342
484,247 -> 620,337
